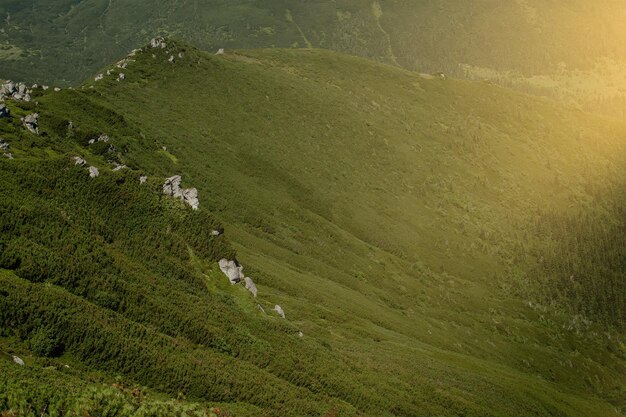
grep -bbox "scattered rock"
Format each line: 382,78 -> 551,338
3,153 -> 13,159
89,166 -> 99,178
216,48 -> 225,55
298,331 -> 304,338
168,55 -> 175,63
42,85 -> 49,90
150,37 -> 167,49
218,259 -> 244,285
162,175 -> 199,209
117,73 -> 125,81
95,74 -> 103,81
21,113 -> 39,135
0,103 -> 10,118
0,138 -> 9,151
72,156 -> 86,166
139,175 -> 148,184
257,304 -> 266,313
54,87 -> 61,92
12,355 -> 24,366
112,163 -> 127,172
178,52 -> 184,59
88,134 -> 109,145
210,229 -> 223,236
106,70 -> 112,76
244,277 -> 258,297
273,305 -> 286,319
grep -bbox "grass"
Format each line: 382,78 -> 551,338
0,39 -> 624,415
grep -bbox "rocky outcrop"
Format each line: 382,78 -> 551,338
21,113 -> 39,135
12,355 -> 24,366
89,166 -> 99,178
0,81 -> 32,102
150,37 -> 167,49
219,259 -> 244,284
244,277 -> 258,297
162,175 -> 199,210
273,305 -> 286,319
0,103 -> 10,118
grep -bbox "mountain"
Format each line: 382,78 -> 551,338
2,1 -> 626,116
1,39 -> 625,416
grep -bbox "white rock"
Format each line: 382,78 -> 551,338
244,277 -> 258,297
178,52 -> 184,58
216,48 -> 225,55
89,166 -> 99,178
0,138 -> 9,151
218,259 -> 243,284
21,113 -> 39,134
95,74 -> 103,81
97,134 -> 109,143
3,153 -> 13,159
54,87 -> 61,92
273,305 -> 286,319
139,175 -> 148,184
298,331 -> 304,337
182,187 -> 199,210
163,175 -> 183,197
150,37 -> 167,49
210,229 -> 222,236
168,55 -> 175,63
112,163 -> 127,172
42,85 -> 49,90
257,304 -> 265,313
72,156 -> 86,166
12,355 -> 24,366
117,73 -> 125,81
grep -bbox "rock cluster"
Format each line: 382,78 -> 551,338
88,134 -> 109,145
162,175 -> 199,210
0,81 -> 32,102
21,113 -> 39,135
150,37 -> 167,49
218,259 -> 260,298
71,156 -> 99,178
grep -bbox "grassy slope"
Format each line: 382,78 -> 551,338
1,41 -> 625,415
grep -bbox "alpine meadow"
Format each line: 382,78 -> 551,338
0,2 -> 625,417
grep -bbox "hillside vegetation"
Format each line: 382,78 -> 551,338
2,1 -> 626,116
0,40 -> 625,416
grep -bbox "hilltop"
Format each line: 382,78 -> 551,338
0,39 -> 625,416
2,1 -> 626,116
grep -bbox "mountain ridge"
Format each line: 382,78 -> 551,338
0,38 -> 625,416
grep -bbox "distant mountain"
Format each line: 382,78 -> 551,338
1,40 -> 624,415
2,1 -> 626,116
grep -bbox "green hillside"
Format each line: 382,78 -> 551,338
2,1 -> 626,116
1,40 -> 625,416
